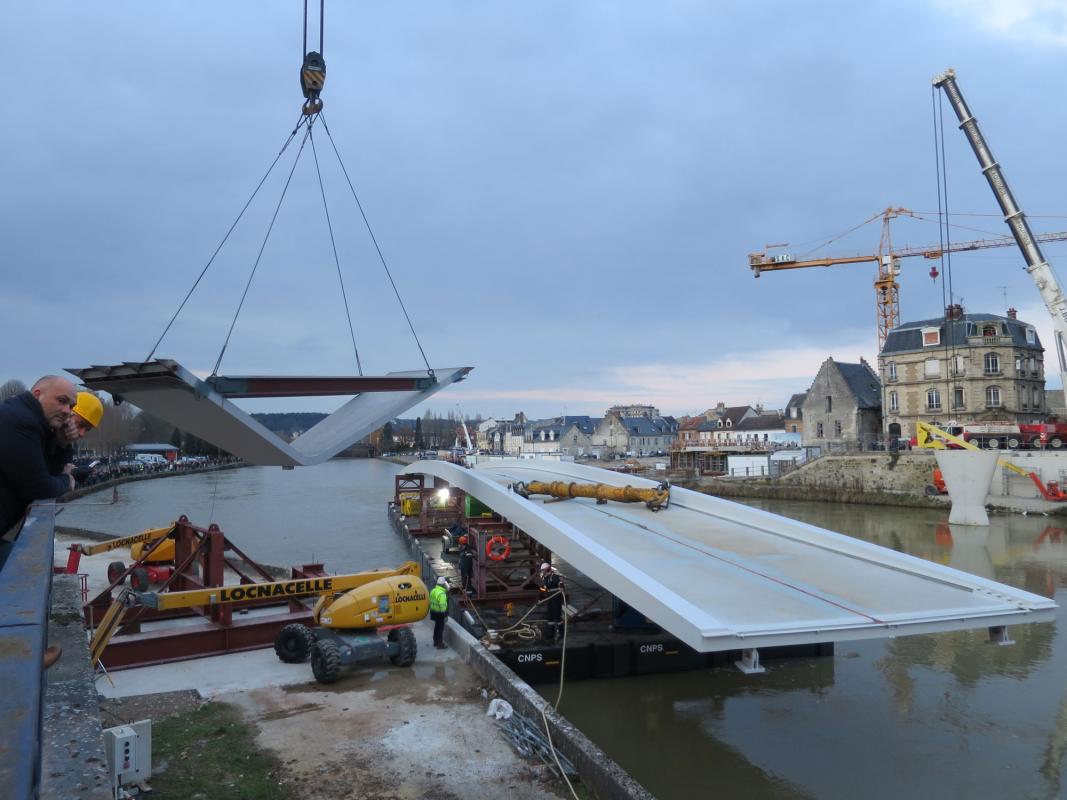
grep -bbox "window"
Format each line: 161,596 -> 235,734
833,420 -> 842,437
1020,388 -> 1029,409
952,354 -> 966,376
983,324 -> 997,338
966,322 -> 978,337
889,391 -> 899,412
984,353 -> 1000,374
924,358 -> 940,378
1034,387 -> 1042,409
887,361 -> 898,381
986,386 -> 1002,407
1027,327 -> 1037,344
816,422 -> 824,437
953,387 -> 965,409
790,424 -> 797,432
1029,356 -> 1038,374
1015,356 -> 1023,374
927,388 -> 942,410
922,327 -> 941,346
826,396 -> 832,412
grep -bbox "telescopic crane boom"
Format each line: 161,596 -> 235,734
933,68 -> 1067,397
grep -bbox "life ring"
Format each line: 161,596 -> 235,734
486,535 -> 511,561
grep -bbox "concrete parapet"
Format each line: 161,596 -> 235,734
41,576 -> 110,799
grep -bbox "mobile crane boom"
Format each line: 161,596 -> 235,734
933,68 -> 1067,396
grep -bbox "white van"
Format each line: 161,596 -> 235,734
134,453 -> 168,466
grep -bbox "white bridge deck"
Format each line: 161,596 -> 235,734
404,459 -> 1056,653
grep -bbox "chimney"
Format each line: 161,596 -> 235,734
1007,307 -> 1018,319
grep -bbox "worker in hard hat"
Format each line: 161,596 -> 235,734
60,392 -> 104,445
429,576 -> 450,649
51,392 -> 105,487
457,535 -> 475,595
539,562 -> 564,641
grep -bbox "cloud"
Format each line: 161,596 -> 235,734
936,0 -> 1067,45
440,334 -> 876,417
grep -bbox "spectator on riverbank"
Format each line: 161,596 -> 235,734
0,376 -> 77,538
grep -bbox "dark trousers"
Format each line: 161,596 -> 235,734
431,610 -> 446,646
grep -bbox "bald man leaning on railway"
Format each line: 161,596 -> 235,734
0,375 -> 78,537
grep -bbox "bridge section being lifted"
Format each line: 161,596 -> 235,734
68,360 -> 471,467
403,459 -> 1056,655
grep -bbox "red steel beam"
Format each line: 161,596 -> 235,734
206,375 -> 434,397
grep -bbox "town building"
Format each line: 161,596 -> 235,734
784,393 -> 806,435
878,309 -> 1046,440
802,358 -> 882,450
526,416 -> 599,455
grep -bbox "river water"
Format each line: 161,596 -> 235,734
62,463 -> 1067,800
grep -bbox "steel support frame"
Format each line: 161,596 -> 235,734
89,515 -> 323,668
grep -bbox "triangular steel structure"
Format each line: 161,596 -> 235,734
68,360 -> 471,467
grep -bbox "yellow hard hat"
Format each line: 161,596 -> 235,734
73,391 -> 104,428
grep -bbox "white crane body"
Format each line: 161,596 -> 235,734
933,68 -> 1067,397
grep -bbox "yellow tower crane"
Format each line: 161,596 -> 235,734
749,206 -> 1067,349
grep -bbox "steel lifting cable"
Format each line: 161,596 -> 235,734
146,114 -> 307,361
319,112 -> 436,379
933,87 -> 960,409
212,118 -> 315,376
309,127 -> 363,374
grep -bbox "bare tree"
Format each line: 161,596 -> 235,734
0,379 -> 26,400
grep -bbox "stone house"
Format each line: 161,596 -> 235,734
486,413 -> 527,455
524,416 -> 599,456
878,309 -> 1046,441
784,393 -> 806,435
802,358 -> 882,449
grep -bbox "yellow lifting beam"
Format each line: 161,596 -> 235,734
513,480 -> 671,511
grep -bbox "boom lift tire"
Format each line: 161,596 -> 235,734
1007,436 -> 1022,449
275,623 -> 315,663
387,626 -> 417,667
107,561 -> 126,585
1051,437 -> 1064,449
311,639 -> 342,684
129,567 -> 151,592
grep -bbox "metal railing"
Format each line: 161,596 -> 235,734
0,502 -> 57,800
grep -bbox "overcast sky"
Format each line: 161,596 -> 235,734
5,1 -> 1067,421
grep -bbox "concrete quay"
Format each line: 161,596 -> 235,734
45,529 -> 649,800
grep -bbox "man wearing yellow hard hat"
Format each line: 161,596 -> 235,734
61,392 -> 104,444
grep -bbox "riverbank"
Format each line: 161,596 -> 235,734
61,460 -> 246,502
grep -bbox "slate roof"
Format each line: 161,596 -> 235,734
836,362 -> 882,409
785,393 -> 807,418
530,415 -> 598,437
881,313 -> 1041,356
622,416 -> 676,436
734,413 -> 786,432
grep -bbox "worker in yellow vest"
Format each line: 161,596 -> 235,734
429,576 -> 449,649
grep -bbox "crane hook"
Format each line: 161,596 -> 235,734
301,51 -> 326,116
929,265 -> 940,280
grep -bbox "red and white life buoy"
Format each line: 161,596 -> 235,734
486,535 -> 511,561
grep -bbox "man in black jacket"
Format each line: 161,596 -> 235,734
0,375 -> 78,536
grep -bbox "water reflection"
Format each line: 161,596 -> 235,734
549,500 -> 1067,800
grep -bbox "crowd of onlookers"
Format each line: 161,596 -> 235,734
71,454 -> 242,488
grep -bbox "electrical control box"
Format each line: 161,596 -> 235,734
103,719 -> 152,792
